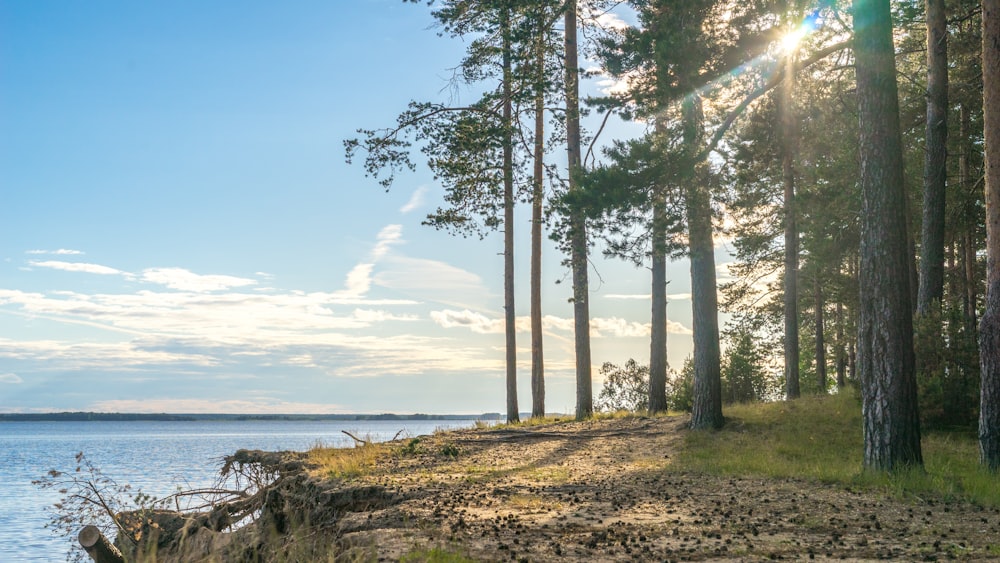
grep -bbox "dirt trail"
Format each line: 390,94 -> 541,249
331,416 -> 1000,561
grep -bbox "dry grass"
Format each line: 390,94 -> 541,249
307,441 -> 386,480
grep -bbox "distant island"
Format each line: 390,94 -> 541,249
0,412 -> 506,422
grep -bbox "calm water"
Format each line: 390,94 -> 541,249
0,419 -> 476,562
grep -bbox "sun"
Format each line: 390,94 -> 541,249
780,27 -> 808,53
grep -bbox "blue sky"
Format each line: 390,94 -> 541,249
0,1 -> 725,414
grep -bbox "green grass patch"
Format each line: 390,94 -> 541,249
673,391 -> 1000,507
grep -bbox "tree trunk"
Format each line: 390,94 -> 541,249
530,17 -> 546,420
782,40 -> 801,400
649,192 -> 669,414
854,0 -> 923,471
979,0 -> 1000,471
79,526 -> 125,563
684,95 -> 724,430
502,6 -> 519,424
960,104 -> 979,334
917,0 -> 950,315
565,0 -> 592,420
836,300 -> 847,389
815,273 -> 827,393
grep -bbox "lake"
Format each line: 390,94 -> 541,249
0,418 -> 477,562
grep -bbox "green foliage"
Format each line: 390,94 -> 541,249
596,359 -> 649,412
914,305 -> 981,430
721,326 -> 778,403
673,392 -> 1000,507
596,358 -> 693,413
439,443 -> 461,458
401,438 -> 423,456
668,358 -> 695,412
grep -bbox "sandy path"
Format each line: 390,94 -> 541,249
326,417 -> 1000,561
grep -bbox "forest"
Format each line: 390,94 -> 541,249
346,0 -> 1000,473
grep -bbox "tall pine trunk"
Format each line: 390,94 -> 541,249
917,0 -> 950,315
782,40 -> 801,400
836,300 -> 847,389
649,116 -> 669,414
502,5 -> 519,424
565,0 -> 593,420
960,104 -> 979,334
979,0 -> 1000,471
649,192 -> 668,414
815,273 -> 827,393
854,0 -> 923,471
684,95 -> 724,430
530,22 -> 546,419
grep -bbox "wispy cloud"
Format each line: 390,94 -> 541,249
400,186 -> 428,214
0,373 -> 22,384
604,293 -> 649,300
429,309 -> 693,338
26,249 -> 84,256
375,255 -> 491,310
371,224 -> 403,260
141,268 -> 258,292
89,398 -> 345,414
29,260 -> 124,276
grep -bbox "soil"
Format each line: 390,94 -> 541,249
329,416 -> 1000,562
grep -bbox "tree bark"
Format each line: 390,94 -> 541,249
78,526 -> 125,563
649,193 -> 669,414
565,0 -> 592,420
684,95 -> 724,430
530,16 -> 546,419
917,0 -> 950,315
979,0 -> 1000,471
502,5 -> 519,424
782,39 -> 801,400
960,104 -> 979,334
836,300 -> 847,389
815,273 -> 827,393
854,0 -> 923,471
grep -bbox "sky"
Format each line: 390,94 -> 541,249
0,0 -> 737,415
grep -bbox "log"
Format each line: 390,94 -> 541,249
78,525 -> 124,563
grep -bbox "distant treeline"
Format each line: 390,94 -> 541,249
0,412 -> 504,422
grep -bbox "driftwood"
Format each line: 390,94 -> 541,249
78,525 -> 124,563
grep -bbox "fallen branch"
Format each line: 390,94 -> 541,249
78,525 -> 124,563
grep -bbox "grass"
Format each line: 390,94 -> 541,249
307,440 -> 386,480
673,391 -> 1000,507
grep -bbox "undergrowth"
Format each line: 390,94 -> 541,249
673,391 -> 1000,507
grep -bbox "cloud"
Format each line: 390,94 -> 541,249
429,309 -> 692,338
375,256 -> 490,310
581,1 -> 632,31
430,309 -> 501,334
140,268 -> 258,292
589,317 -> 650,338
603,292 -> 691,301
29,260 -> 124,276
400,186 -> 428,214
341,264 -> 374,297
0,373 -> 22,384
371,224 -> 403,260
26,249 -> 84,255
604,293 -> 649,300
88,398 -> 345,414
